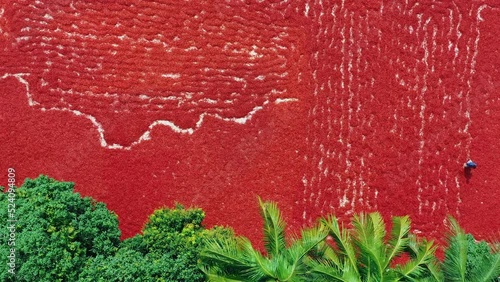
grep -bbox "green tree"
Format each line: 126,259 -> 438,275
0,175 -> 120,282
79,204 -> 232,282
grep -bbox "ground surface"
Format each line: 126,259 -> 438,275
1,0 -> 499,244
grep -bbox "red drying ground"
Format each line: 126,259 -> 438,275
1,0 -> 499,245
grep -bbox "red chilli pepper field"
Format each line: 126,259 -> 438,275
1,0 -> 499,245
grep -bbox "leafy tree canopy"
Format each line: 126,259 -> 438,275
0,175 -> 120,282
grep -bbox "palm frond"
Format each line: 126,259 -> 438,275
274,225 -> 328,281
416,278 -> 443,282
352,213 -> 386,278
200,264 -> 246,282
307,261 -> 346,282
303,241 -> 345,281
397,235 -> 440,281
321,244 -> 342,267
425,251 -> 443,282
245,252 -> 274,281
321,215 -> 359,276
309,257 -> 362,282
442,216 -> 468,282
340,262 -> 363,282
201,236 -> 251,270
288,225 -> 329,261
258,197 -> 287,258
385,215 -> 411,268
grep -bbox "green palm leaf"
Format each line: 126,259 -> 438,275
239,237 -> 272,281
397,235 -> 440,281
385,215 -> 411,269
258,197 -> 287,258
201,236 -> 251,270
321,215 -> 359,276
309,258 -> 362,282
201,266 -> 246,282
308,260 -> 343,281
443,217 -> 468,282
352,212 -> 386,278
201,198 -> 328,281
284,225 -> 329,280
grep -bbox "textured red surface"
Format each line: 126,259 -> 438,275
1,1 -> 499,245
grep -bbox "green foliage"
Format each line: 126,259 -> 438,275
2,177 -> 498,282
200,197 -> 329,281
200,199 -> 445,282
78,249 -> 150,282
142,203 -> 207,256
0,176 -> 231,282
79,247 -> 210,282
80,203 -> 232,282
310,213 -> 441,281
0,175 -> 120,282
464,234 -> 499,280
442,217 -> 500,282
200,198 -> 499,282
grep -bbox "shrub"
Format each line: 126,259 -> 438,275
0,175 -> 232,281
78,249 -> 150,282
79,204 -> 233,282
0,175 -> 120,281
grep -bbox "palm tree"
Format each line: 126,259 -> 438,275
308,212 -> 442,281
199,198 -> 328,281
201,199 -> 499,281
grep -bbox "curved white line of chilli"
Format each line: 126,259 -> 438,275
1,73 -> 298,150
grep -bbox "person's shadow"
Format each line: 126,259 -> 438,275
464,167 -> 473,184
463,160 -> 477,184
